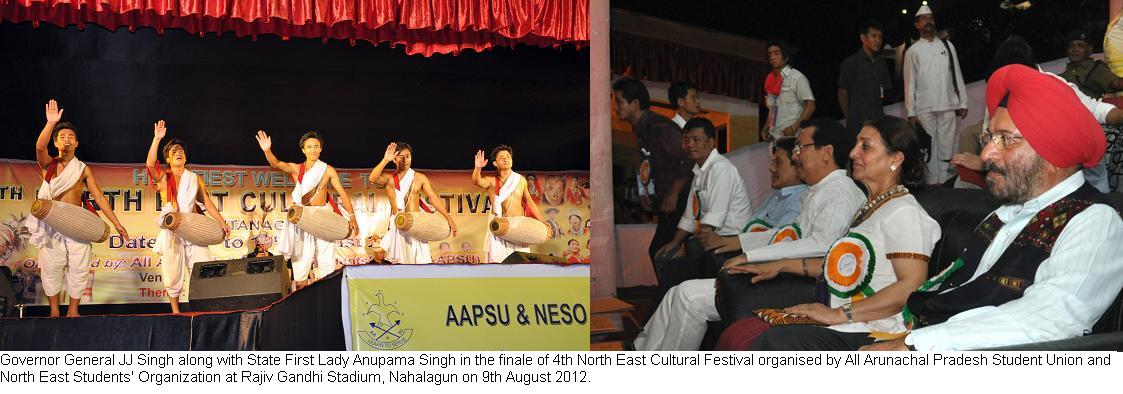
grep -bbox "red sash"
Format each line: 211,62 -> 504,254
47,158 -> 96,213
299,163 -> 341,214
145,164 -> 182,212
392,172 -> 434,213
492,178 -> 537,220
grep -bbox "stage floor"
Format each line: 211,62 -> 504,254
0,271 -> 345,351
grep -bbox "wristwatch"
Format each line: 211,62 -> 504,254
841,303 -> 854,323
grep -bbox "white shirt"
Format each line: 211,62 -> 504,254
767,66 -> 815,139
738,169 -> 865,262
904,37 -> 968,117
827,195 -> 941,334
672,113 -> 687,129
676,149 -> 754,236
907,172 -> 1123,350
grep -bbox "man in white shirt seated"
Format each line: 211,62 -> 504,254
652,118 -> 754,289
759,65 -> 1123,351
635,118 -> 865,351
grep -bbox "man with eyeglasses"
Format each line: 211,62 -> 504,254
951,36 -> 1123,192
767,64 -> 1123,351
633,118 -> 863,351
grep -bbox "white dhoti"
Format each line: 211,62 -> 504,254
381,169 -> 432,264
279,161 -> 343,281
37,230 -> 93,298
156,237 -> 212,299
917,110 -> 958,184
153,169 -> 214,299
484,172 -> 529,263
25,157 -> 93,299
288,234 -> 337,281
632,279 -> 719,351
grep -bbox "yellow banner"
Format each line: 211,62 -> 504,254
347,276 -> 589,351
0,159 -> 590,304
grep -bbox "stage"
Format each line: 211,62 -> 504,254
0,263 -> 589,351
0,269 -> 346,351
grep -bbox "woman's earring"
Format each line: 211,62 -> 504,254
890,165 -> 898,172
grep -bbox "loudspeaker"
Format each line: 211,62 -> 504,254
188,255 -> 290,312
0,266 -> 16,318
500,251 -> 570,264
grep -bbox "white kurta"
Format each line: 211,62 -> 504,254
904,38 -> 968,183
737,169 -> 865,261
823,195 -> 940,335
634,169 -> 863,351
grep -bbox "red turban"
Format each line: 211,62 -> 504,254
985,64 -> 1105,168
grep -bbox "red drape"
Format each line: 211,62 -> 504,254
611,30 -> 768,103
0,0 -> 588,56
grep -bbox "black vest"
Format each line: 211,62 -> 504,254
907,184 -> 1117,327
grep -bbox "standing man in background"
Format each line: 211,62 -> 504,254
840,20 -> 892,134
903,5 -> 968,184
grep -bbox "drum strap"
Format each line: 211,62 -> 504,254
300,163 -> 342,215
491,184 -> 537,220
393,172 -> 435,213
47,158 -> 96,213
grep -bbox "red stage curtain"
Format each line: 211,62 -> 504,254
0,0 -> 588,56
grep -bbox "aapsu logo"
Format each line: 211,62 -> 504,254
357,291 -> 414,350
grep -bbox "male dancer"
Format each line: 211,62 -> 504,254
472,146 -> 547,263
256,130 -> 358,289
146,120 -> 231,313
368,142 -> 458,263
26,100 -> 130,317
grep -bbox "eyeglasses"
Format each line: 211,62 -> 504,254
792,143 -> 816,156
978,131 -> 1026,150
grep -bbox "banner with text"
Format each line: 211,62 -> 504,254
342,264 -> 589,351
0,159 -> 590,305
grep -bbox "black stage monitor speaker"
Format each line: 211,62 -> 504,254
188,255 -> 290,312
500,251 -> 570,264
0,266 -> 16,317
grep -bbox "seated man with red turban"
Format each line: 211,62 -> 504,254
753,64 -> 1123,351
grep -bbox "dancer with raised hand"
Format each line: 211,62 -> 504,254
26,100 -> 130,317
256,130 -> 358,289
472,146 -> 547,263
146,120 -> 230,313
369,142 -> 458,263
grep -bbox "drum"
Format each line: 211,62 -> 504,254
161,212 -> 225,246
489,216 -> 552,245
287,205 -> 350,241
31,199 -> 110,243
395,212 -> 451,242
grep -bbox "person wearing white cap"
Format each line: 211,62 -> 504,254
903,4 -> 968,185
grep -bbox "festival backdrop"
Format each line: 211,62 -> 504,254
0,159 -> 590,305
